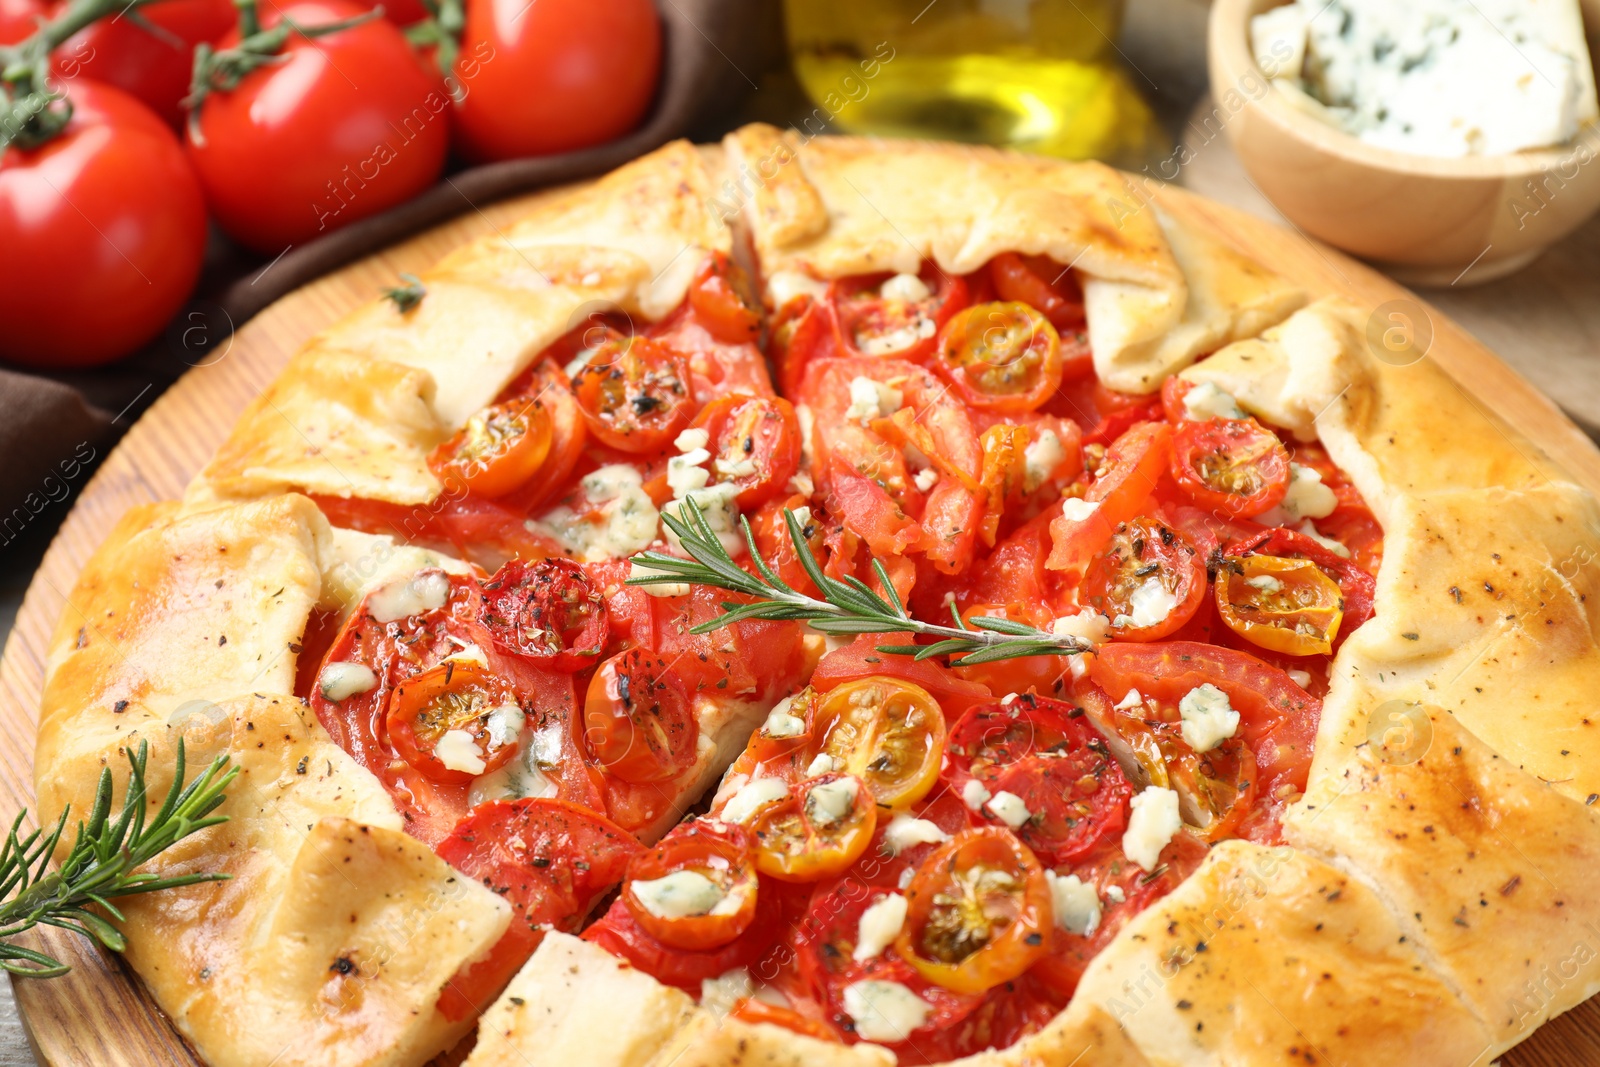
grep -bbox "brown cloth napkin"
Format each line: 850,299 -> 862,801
0,0 -> 783,532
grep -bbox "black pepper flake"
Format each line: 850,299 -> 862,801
331,956 -> 356,975
531,857 -> 551,868
218,634 -> 228,646
1024,932 -> 1043,946
509,997 -> 525,1006
1176,999 -> 1193,1010
112,699 -> 128,714
296,756 -> 309,775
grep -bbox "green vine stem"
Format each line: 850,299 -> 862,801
404,0 -> 462,98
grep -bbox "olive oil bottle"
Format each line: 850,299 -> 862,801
784,0 -> 1165,167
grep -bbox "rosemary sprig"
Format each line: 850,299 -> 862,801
1,739 -> 237,978
628,502 -> 1092,667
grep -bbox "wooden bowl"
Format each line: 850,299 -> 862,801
1208,0 -> 1600,285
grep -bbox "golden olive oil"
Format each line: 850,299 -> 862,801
784,0 -> 1165,167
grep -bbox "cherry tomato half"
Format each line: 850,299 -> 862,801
750,772 -> 877,882
894,828 -> 1052,994
583,649 -> 697,783
689,251 -> 762,344
1047,421 -> 1170,572
1216,553 -> 1345,656
1169,416 -> 1291,518
831,266 -> 969,362
810,677 -> 947,810
688,394 -> 801,510
386,661 -> 521,784
624,821 -> 759,950
1082,516 -> 1207,641
988,252 -> 1086,331
571,333 -> 695,452
430,397 -> 554,497
479,557 -> 608,670
934,302 -> 1062,413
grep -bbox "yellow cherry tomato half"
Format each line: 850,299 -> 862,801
1216,554 -> 1345,656
935,301 -> 1062,413
894,827 -> 1052,994
811,676 -> 947,809
749,772 -> 877,882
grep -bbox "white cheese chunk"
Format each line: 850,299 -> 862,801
674,427 -> 710,452
484,702 -> 525,749
1059,497 -> 1100,522
722,777 -> 789,823
961,779 -> 992,812
531,465 -> 660,562
1052,611 -> 1111,646
1178,683 -> 1241,753
632,870 -> 726,919
766,270 -> 829,309
367,568 -> 451,623
844,376 -> 903,424
806,753 -> 841,777
1287,669 -> 1314,688
858,318 -> 936,357
882,814 -> 951,856
843,980 -> 931,1043
762,695 -> 807,738
1113,579 -> 1178,631
1047,871 -> 1102,936
667,448 -> 713,496
1023,429 -> 1067,490
318,661 -> 377,702
880,272 -> 931,304
985,790 -> 1032,829
663,480 -> 745,558
1182,381 -> 1246,422
1277,464 -> 1338,521
715,456 -> 759,480
442,640 -> 489,668
435,729 -> 486,775
1297,520 -> 1352,558
806,777 -> 860,827
1114,688 -> 1145,711
912,467 -> 939,493
1246,574 -> 1283,594
1105,884 -> 1126,904
1123,786 -> 1182,871
853,893 -> 908,961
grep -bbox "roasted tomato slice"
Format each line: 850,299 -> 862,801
687,394 -> 802,510
385,661 -> 522,784
1216,553 -> 1345,656
987,251 -> 1086,331
430,398 -> 554,497
942,696 -> 1133,867
749,772 -> 878,882
832,265 -> 968,361
479,558 -> 608,670
689,251 -> 762,344
436,798 -> 642,1020
809,677 -> 947,809
623,821 -> 759,950
894,828 -> 1051,995
582,649 -> 698,783
1082,516 -> 1207,641
571,332 -> 695,452
934,301 -> 1062,414
1047,421 -> 1171,572
1169,416 -> 1291,518
727,999 -> 840,1043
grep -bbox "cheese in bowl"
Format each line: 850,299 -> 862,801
1251,0 -> 1599,157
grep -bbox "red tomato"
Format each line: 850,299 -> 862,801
494,358 -> 591,514
1227,526 -> 1377,639
621,580 -> 808,705
933,301 -> 1063,414
1081,516 -> 1208,641
53,0 -> 236,126
582,648 -> 697,784
810,632 -> 993,715
386,660 -> 521,783
185,0 -> 448,253
1169,416 -> 1291,518
0,81 -> 205,368
479,557 -> 609,671
436,799 -> 641,1019
428,397 -> 554,497
831,266 -> 970,363
687,394 -> 801,510
0,0 -> 44,42
987,251 -> 1086,331
942,695 -> 1133,866
623,821 -> 760,950
1046,421 -> 1171,572
570,333 -> 695,452
1089,641 -> 1320,799
688,252 -> 762,344
451,0 -> 660,161
749,494 -> 830,597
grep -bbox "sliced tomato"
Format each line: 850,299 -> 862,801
625,581 -> 809,705
582,649 -> 698,784
942,696 -> 1132,866
832,266 -> 969,362
933,302 -> 1062,413
749,772 -> 878,881
496,358 -> 591,513
386,661 -> 521,784
810,633 -> 993,716
1089,641 -> 1320,799
688,394 -> 801,510
479,558 -> 608,670
987,252 -> 1086,331
1081,516 -> 1207,641
749,494 -> 830,597
1228,527 -> 1376,638
429,397 -> 554,498
623,821 -> 759,950
895,828 -> 1052,994
1047,421 -> 1171,572
809,677 -> 947,809
1169,417 -> 1291,518
689,251 -> 762,344
1216,554 -> 1344,656
571,332 -> 695,452
436,798 -> 642,1020
728,998 -> 841,1043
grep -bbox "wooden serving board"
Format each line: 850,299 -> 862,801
2,176 -> 1598,1067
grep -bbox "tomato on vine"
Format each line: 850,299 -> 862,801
52,0 -> 236,126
